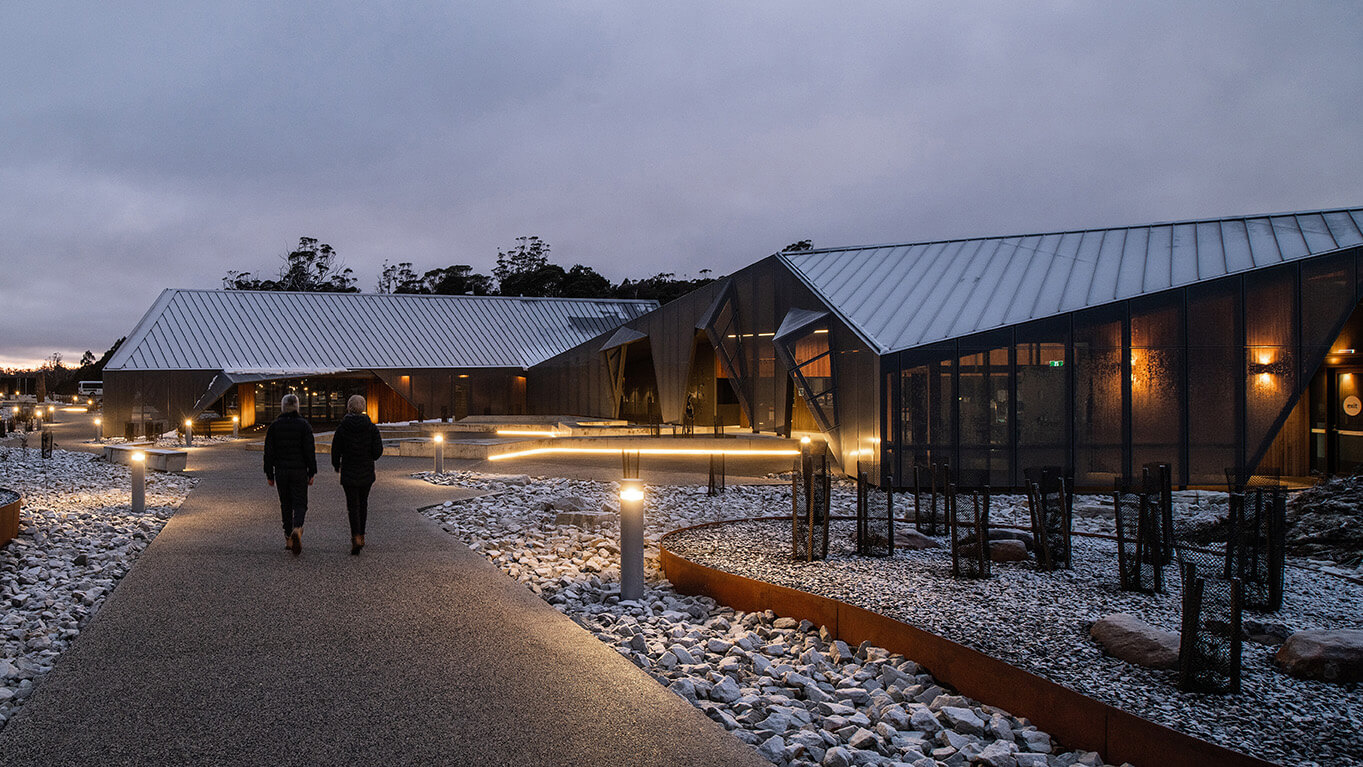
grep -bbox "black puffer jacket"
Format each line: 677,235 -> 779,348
263,411 -> 317,480
331,412 -> 383,486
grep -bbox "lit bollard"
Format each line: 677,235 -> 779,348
131,451 -> 146,513
433,433 -> 444,474
183,418 -> 193,447
231,415 -> 239,438
619,479 -> 645,602
95,417 -> 103,443
47,405 -> 55,423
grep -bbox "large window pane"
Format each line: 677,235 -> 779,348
1187,279 -> 1240,484
1130,294 -> 1185,475
1074,308 -> 1123,486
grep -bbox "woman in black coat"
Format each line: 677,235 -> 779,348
331,395 -> 384,555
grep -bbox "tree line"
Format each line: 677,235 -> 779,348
222,235 -> 813,305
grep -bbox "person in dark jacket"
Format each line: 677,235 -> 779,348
264,393 -> 316,556
331,394 -> 383,555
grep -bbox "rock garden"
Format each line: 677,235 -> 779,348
419,471 -> 1136,767
0,446 -> 194,730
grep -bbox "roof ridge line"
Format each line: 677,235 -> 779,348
791,205 -> 1363,256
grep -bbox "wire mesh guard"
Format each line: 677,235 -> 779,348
912,462 -> 950,536
1227,489 -> 1287,612
1176,554 -> 1244,694
40,429 -> 54,459
707,452 -> 726,496
948,486 -> 991,579
1142,462 -> 1175,565
1024,466 -> 1072,571
791,451 -> 831,561
856,472 -> 894,557
1114,491 -> 1165,593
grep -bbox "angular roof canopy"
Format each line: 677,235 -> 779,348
106,289 -> 657,372
780,207 -> 1363,353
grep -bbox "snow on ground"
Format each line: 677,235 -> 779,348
418,471 -> 1130,767
0,447 -> 194,730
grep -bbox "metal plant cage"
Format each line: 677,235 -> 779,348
1227,489 -> 1287,612
1176,554 -> 1244,694
1114,490 -> 1165,594
1024,466 -> 1073,571
912,462 -> 951,536
791,450 -> 831,561
1142,462 -> 1175,565
707,453 -> 726,496
948,485 -> 991,579
856,472 -> 895,557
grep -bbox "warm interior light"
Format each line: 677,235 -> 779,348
131,451 -> 145,462
496,429 -> 559,437
457,374 -> 469,378
1257,351 -> 1274,366
489,447 -> 801,461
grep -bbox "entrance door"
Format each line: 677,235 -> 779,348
1333,369 -> 1363,474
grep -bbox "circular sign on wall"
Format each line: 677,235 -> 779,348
1345,395 -> 1362,417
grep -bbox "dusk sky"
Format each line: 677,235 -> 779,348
2,2 -> 1360,369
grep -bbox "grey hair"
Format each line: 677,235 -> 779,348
347,394 -> 366,414
281,393 -> 300,413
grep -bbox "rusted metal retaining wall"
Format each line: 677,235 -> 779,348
659,520 -> 1279,767
0,490 -> 20,546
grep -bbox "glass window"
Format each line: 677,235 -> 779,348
1073,307 -> 1123,486
1016,316 -> 1069,477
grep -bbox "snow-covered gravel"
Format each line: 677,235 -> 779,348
0,446 -> 194,730
419,471 -> 1131,767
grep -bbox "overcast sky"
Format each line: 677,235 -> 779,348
2,1 -> 1360,368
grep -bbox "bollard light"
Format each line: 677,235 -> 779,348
618,478 -> 645,602
183,418 -> 193,447
433,433 -> 445,474
47,405 -> 55,423
131,451 -> 146,513
231,414 -> 239,438
95,417 -> 103,443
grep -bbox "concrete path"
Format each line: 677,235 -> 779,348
0,442 -> 767,767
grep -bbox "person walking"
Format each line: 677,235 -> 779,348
264,393 -> 316,556
331,394 -> 383,555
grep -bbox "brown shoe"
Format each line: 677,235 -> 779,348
285,531 -> 293,550
289,528 -> 302,556
350,535 -> 362,556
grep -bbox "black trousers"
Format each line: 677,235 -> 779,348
275,468 -> 310,533
344,482 -> 373,536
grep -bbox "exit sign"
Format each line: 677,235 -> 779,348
1048,360 -> 1065,367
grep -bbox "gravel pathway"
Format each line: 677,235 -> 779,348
0,446 -> 195,729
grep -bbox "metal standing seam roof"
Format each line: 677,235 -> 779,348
779,207 -> 1363,354
104,290 -> 658,372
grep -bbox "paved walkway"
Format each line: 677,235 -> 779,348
0,442 -> 767,767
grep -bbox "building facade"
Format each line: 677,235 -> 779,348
531,207 -> 1363,488
102,290 -> 656,435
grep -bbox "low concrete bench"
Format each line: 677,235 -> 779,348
103,444 -> 188,472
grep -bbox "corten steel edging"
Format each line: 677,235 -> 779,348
658,517 -> 1280,767
0,490 -> 19,546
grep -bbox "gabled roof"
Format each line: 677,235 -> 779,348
780,207 -> 1363,354
105,290 -> 658,372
